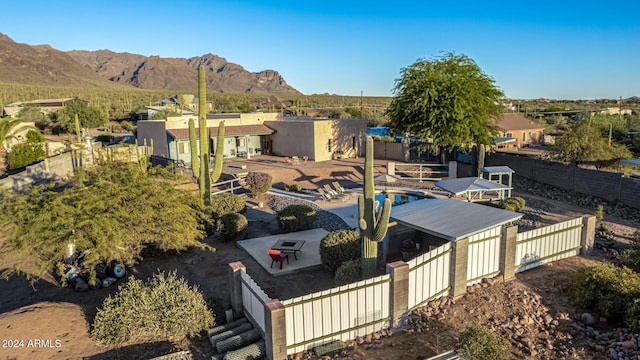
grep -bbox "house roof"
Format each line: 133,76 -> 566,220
481,166 -> 515,174
498,113 -> 544,131
390,198 -> 522,241
167,124 -> 274,139
434,177 -> 511,196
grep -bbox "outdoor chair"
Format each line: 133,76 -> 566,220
267,249 -> 289,269
317,188 -> 333,201
323,184 -> 342,197
332,181 -> 355,197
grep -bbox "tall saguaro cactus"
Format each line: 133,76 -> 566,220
198,65 -> 211,205
358,136 -> 392,278
211,120 -> 225,183
188,118 -> 199,178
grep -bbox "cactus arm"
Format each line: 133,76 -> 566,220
74,114 -> 81,144
188,118 -> 199,178
210,120 -> 225,183
373,199 -> 392,242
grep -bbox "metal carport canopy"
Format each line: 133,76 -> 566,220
434,177 -> 511,196
390,198 -> 523,241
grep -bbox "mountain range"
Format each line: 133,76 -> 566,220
0,33 -> 300,94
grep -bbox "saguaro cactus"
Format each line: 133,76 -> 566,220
188,118 -> 199,178
74,114 -> 81,144
211,120 -> 225,183
358,136 -> 392,278
198,65 -> 211,205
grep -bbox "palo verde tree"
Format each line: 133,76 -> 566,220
552,120 -> 632,168
386,52 -> 504,163
51,99 -> 106,132
0,161 -> 212,284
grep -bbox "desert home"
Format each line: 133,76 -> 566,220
136,112 -> 367,164
496,113 -> 544,149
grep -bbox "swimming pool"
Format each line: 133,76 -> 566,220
375,191 -> 425,209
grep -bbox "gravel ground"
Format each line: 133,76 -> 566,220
267,194 -> 353,232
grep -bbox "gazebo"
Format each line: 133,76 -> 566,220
434,177 -> 511,202
480,166 -> 515,198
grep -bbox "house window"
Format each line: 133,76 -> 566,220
236,137 -> 245,147
178,142 -> 189,154
327,139 -> 332,152
505,133 -> 513,138
523,132 -> 531,142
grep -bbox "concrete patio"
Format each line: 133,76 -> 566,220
236,228 -> 329,276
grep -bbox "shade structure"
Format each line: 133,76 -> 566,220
435,177 -> 511,202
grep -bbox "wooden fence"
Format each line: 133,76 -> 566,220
281,274 -> 391,355
407,242 -> 452,310
241,271 -> 271,334
515,217 -> 583,273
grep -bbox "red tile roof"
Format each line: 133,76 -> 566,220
498,113 -> 544,131
167,124 -> 274,139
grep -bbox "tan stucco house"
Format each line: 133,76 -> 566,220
136,112 -> 367,164
496,113 -> 544,149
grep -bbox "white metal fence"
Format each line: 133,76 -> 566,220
240,271 -> 271,334
281,274 -> 391,355
515,217 -> 583,273
467,227 -> 503,285
407,242 -> 453,310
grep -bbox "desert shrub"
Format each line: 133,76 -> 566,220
245,172 -> 272,197
217,213 -> 248,241
621,231 -> 640,271
92,271 -> 214,347
335,259 -> 361,286
7,142 -> 46,169
26,129 -> 45,143
209,193 -> 246,218
277,204 -> 316,233
320,230 -> 361,273
457,324 -> 510,360
498,197 -> 525,212
570,262 -> 640,324
594,204 -> 604,221
285,183 -> 302,192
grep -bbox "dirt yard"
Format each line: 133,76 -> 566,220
0,158 -> 638,360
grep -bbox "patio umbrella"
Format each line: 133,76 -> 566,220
374,173 -> 401,183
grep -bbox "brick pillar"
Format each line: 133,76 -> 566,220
448,161 -> 457,179
581,215 -> 596,255
450,238 -> 469,300
500,225 -> 518,281
386,261 -> 409,329
228,262 -> 246,317
265,299 -> 287,360
387,161 -> 395,176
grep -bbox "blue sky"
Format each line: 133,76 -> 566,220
2,0 -> 639,99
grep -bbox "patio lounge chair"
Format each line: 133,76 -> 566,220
317,188 -> 333,201
267,249 -> 289,269
323,184 -> 342,198
332,181 -> 355,197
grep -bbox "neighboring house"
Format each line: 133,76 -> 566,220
598,107 -> 632,116
265,116 -> 367,162
136,113 -> 367,164
496,113 -> 544,149
2,98 -> 77,118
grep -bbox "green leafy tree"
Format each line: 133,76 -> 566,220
152,108 -> 182,120
552,122 -> 632,168
386,52 -> 504,163
0,162 -> 212,283
51,99 -> 107,132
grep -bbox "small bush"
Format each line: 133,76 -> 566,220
594,204 -> 604,221
621,231 -> 640,271
285,183 -> 302,192
571,262 -> 640,324
217,213 -> 248,241
7,142 -> 46,169
92,271 -> 214,347
457,324 -> 510,360
320,230 -> 361,273
245,172 -> 272,197
277,204 -> 316,233
96,133 -> 113,143
335,259 -> 361,286
209,193 -> 246,219
498,197 -> 525,212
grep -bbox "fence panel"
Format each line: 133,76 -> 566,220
515,217 -> 583,273
281,274 -> 391,355
467,227 -> 502,285
240,271 -> 271,334
407,242 -> 452,310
